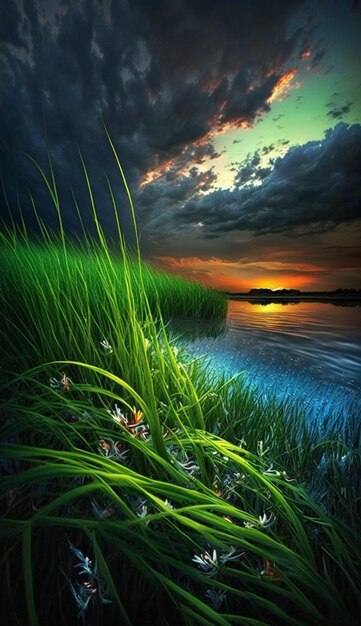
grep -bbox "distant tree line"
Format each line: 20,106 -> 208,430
247,288 -> 361,296
248,288 -> 301,296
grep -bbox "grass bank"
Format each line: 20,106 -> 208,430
0,235 -> 226,372
0,145 -> 360,626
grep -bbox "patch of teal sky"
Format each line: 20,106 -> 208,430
208,0 -> 361,191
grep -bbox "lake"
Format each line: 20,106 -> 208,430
176,300 -> 361,426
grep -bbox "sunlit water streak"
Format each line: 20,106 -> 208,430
175,300 -> 361,425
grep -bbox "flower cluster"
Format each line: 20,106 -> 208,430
97,437 -> 129,462
50,372 -> 71,392
192,545 -> 244,610
108,404 -> 149,439
167,446 -> 200,477
192,546 -> 243,578
244,511 -> 276,529
68,543 -> 111,622
192,548 -> 219,576
48,366 -> 285,619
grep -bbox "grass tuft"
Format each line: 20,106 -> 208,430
0,142 -> 360,625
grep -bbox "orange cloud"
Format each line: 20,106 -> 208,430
140,134 -> 214,186
150,255 -> 326,292
140,114 -> 250,187
217,118 -> 250,133
140,66 -> 302,189
267,68 -> 298,103
140,155 -> 178,186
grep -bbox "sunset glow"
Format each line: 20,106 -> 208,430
152,255 -> 333,292
267,69 -> 299,103
1,3 -> 360,625
2,0 -> 360,293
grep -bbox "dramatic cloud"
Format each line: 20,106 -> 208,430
233,152 -> 272,188
137,123 -> 361,243
152,223 -> 361,291
1,0 -> 360,290
0,0 -> 309,235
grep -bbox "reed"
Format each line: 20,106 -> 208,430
0,140 -> 360,625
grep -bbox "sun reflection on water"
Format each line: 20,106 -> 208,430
178,299 -> 361,425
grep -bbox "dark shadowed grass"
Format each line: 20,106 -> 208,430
0,139 -> 360,625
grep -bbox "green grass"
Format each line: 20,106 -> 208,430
0,141 -> 360,625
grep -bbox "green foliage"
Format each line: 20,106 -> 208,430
0,236 -> 226,371
0,144 -> 360,625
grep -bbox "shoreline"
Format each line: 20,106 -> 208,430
226,294 -> 361,303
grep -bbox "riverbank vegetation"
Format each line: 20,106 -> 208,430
1,144 -> 360,626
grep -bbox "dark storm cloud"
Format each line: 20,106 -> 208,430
1,0 -> 308,235
233,151 -> 272,188
138,123 -> 361,240
0,0 -> 23,47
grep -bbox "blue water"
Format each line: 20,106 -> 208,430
176,300 -> 361,425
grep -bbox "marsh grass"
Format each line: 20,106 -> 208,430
0,137 -> 360,625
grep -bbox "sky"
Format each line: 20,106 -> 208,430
1,0 -> 361,291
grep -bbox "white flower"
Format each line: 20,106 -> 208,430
179,458 -> 200,475
50,372 -> 71,391
244,511 -> 275,529
192,549 -> 218,576
130,497 -> 149,519
108,404 -> 126,425
167,447 -> 200,476
100,338 -> 113,354
258,512 -> 276,528
193,545 -> 243,577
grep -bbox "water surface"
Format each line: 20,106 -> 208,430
177,300 -> 361,425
